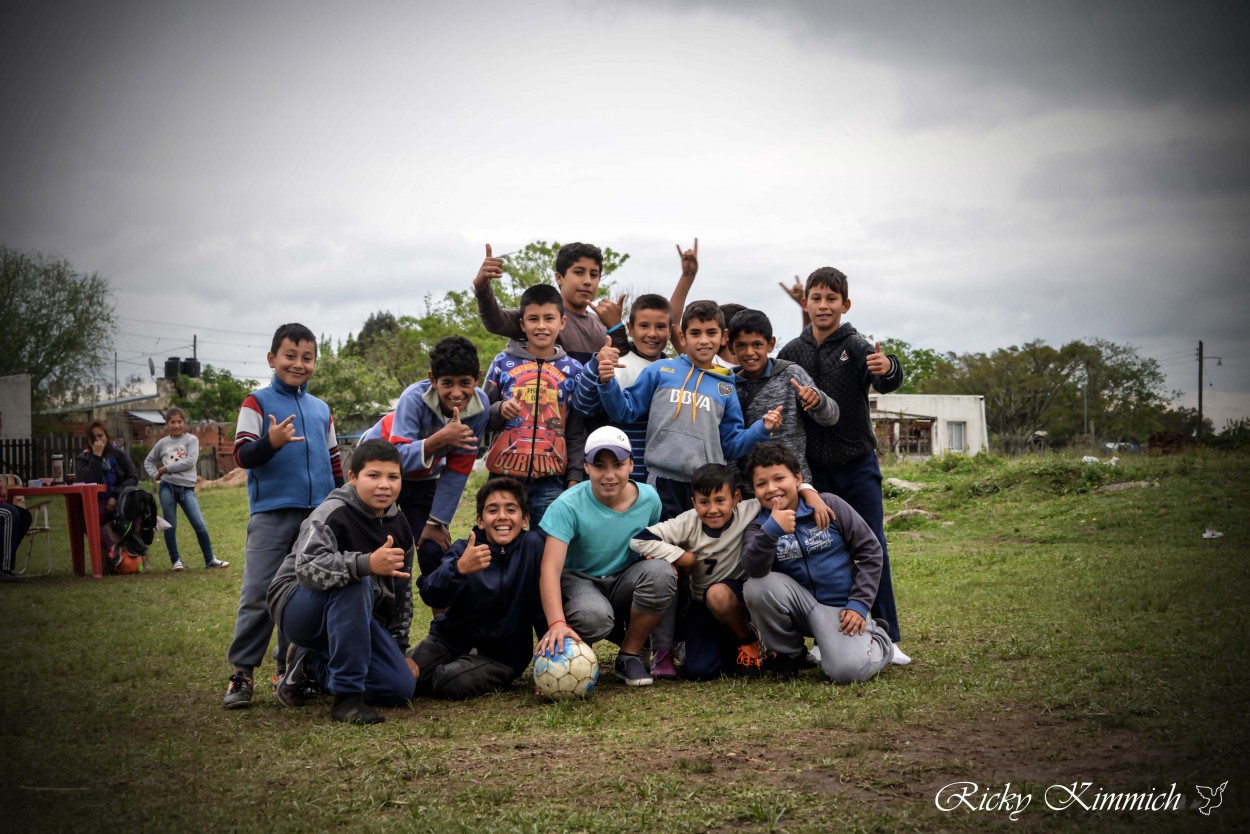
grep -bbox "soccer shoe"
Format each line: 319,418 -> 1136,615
331,694 -> 384,725
614,654 -> 653,687
275,645 -> 317,708
223,671 -> 254,709
734,640 -> 764,678
650,648 -> 678,679
205,558 -> 230,569
171,560 -> 186,572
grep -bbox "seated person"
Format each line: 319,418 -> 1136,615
76,420 -> 143,553
630,463 -> 829,680
535,426 -> 672,686
741,442 -> 894,683
410,477 -> 546,699
266,439 -> 416,725
1,476 -> 32,581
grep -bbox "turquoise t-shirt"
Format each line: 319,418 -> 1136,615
540,480 -> 662,577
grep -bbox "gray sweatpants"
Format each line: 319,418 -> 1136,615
744,572 -> 893,684
227,508 -> 308,671
562,559 -> 677,645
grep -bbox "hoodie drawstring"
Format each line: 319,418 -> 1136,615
671,366 -> 707,424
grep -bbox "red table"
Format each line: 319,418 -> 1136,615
6,483 -> 107,578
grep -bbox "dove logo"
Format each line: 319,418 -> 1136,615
1194,781 -> 1226,816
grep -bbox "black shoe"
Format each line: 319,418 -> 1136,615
275,645 -> 319,708
763,652 -> 803,681
223,671 -> 254,709
331,694 -> 384,725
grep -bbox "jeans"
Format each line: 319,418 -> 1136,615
524,475 -> 565,530
158,482 -> 216,565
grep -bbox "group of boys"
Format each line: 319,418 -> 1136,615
221,239 -> 908,724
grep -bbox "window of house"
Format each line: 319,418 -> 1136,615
947,421 -> 967,452
899,420 -> 932,455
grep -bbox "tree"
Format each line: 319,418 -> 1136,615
170,365 -> 259,423
358,241 -> 630,384
309,339 -> 403,433
0,245 -> 115,412
879,339 -> 942,394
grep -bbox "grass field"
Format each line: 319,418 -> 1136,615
2,451 -> 1247,833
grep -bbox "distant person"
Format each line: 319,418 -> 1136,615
144,407 -> 228,571
267,439 -> 416,725
76,420 -> 144,555
778,266 -> 909,664
224,323 -> 344,710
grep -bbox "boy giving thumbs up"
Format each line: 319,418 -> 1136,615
266,439 -> 417,725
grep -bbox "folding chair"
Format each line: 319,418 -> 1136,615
2,472 -> 54,575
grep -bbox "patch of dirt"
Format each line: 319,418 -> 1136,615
1098,481 -> 1156,493
199,468 -> 246,489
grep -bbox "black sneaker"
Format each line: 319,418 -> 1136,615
224,671 -> 254,709
275,645 -> 318,708
762,652 -> 803,681
331,694 -> 384,725
614,653 -> 654,687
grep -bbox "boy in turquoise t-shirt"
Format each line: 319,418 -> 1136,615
536,427 -> 672,686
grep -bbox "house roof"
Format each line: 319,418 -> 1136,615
127,410 -> 168,423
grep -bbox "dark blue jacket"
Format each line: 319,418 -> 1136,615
418,528 -> 546,676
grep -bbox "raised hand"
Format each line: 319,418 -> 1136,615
763,405 -> 783,432
473,243 -> 505,291
91,436 -> 107,457
866,341 -> 892,376
779,275 -> 805,308
675,238 -> 698,280
500,386 -> 525,421
596,335 -> 624,382
456,531 -> 492,575
770,496 -> 796,534
369,534 -> 410,578
790,377 -> 820,411
592,293 -> 626,329
268,414 -> 305,448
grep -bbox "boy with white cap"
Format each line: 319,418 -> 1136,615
534,426 -> 673,686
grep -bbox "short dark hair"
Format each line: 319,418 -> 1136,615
430,335 -> 480,380
476,476 -> 529,518
351,438 -> 402,474
628,293 -> 671,325
718,304 -> 746,333
728,309 -> 773,343
746,441 -> 801,482
271,323 -> 317,355
555,242 -> 603,276
805,267 -> 849,299
164,406 -> 187,423
681,299 -> 724,332
691,463 -> 737,497
519,284 -> 565,316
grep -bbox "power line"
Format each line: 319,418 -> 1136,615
116,316 -> 271,338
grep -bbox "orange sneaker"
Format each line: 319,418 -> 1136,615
734,640 -> 763,678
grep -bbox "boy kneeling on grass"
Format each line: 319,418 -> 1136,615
742,442 -> 894,683
408,476 -> 547,699
266,439 -> 416,725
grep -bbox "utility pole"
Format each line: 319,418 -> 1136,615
1197,340 -> 1224,440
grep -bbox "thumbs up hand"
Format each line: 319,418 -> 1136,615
433,406 -> 479,453
769,496 -> 796,534
500,386 -> 525,421
473,243 -> 505,291
866,341 -> 892,376
763,405 -> 783,432
369,534 -> 410,578
597,334 -> 624,382
790,377 -> 820,411
456,530 -> 493,575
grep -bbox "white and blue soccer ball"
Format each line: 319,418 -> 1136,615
533,638 -> 599,700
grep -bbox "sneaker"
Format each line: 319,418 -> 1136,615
331,694 -> 384,725
762,652 -> 803,681
614,653 -> 653,687
205,558 -> 230,569
276,645 -> 317,708
650,648 -> 678,680
734,640 -> 764,677
223,671 -> 253,709
171,559 -> 186,572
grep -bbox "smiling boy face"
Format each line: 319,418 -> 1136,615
477,487 -> 527,547
693,483 -> 740,530
350,459 -> 403,517
682,317 -> 725,369
628,308 -> 670,361
431,374 -> 478,416
751,463 -> 800,512
268,338 -> 317,388
731,331 -> 776,379
805,287 -> 851,339
520,302 -> 565,357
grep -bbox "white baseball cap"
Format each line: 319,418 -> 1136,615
584,426 -> 632,461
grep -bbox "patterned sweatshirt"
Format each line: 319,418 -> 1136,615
734,358 -> 838,486
593,354 -> 772,483
777,323 -> 903,468
266,484 -> 416,652
144,434 -> 200,488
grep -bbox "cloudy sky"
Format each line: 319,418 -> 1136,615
3,1 -> 1248,429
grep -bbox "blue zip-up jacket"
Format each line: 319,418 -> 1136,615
593,353 -> 772,482
741,492 -> 883,619
233,374 -> 342,513
418,528 -> 547,676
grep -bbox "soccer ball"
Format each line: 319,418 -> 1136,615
533,638 -> 599,700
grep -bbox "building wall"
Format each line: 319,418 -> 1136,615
871,393 -> 989,456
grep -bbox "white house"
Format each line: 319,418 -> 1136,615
869,393 -> 989,457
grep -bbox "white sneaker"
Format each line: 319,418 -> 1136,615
171,559 -> 186,572
891,643 -> 912,666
